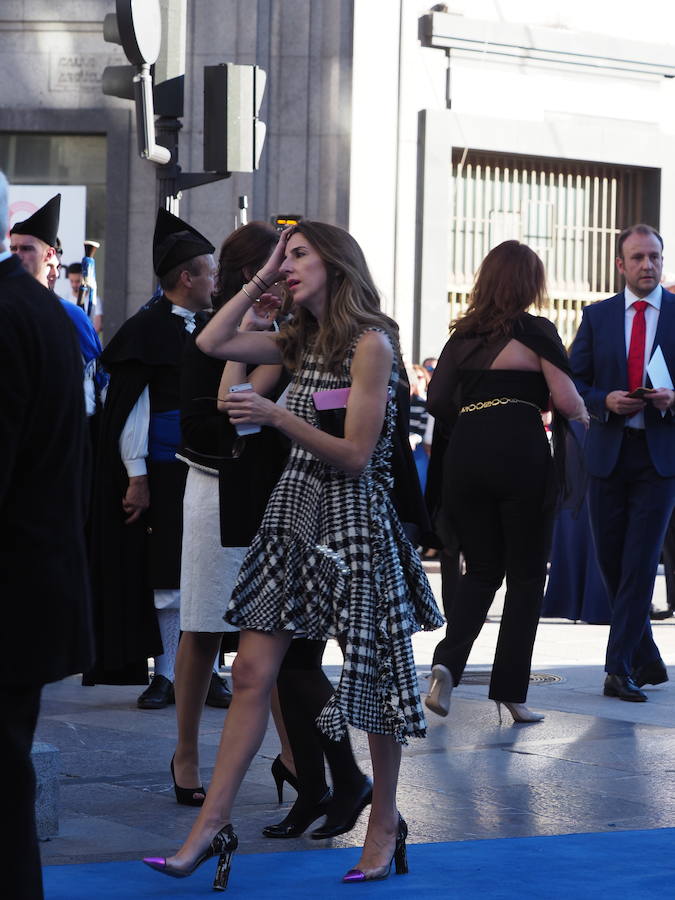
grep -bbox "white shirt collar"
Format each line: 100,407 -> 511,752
171,303 -> 197,333
625,283 -> 662,310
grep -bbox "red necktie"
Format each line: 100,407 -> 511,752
627,300 -> 648,393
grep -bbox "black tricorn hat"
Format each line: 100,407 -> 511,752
153,208 -> 215,277
10,194 -> 61,248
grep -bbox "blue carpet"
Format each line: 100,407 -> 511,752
43,828 -> 675,899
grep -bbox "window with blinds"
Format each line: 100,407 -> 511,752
449,149 -> 660,346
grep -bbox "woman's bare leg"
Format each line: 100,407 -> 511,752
173,631 -> 222,794
350,733 -> 401,873
270,685 -> 295,775
167,629 -> 292,868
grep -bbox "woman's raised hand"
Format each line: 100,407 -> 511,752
256,226 -> 293,287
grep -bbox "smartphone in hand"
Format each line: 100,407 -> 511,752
229,382 -> 261,436
626,387 -> 657,400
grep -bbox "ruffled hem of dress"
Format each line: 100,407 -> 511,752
225,530 -> 350,635
316,489 -> 442,746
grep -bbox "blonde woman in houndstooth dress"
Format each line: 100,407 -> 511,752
143,222 -> 443,890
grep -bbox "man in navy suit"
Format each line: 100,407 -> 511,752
571,224 -> 675,701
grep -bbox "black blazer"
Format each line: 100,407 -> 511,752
0,254 -> 93,686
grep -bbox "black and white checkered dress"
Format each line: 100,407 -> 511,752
225,329 -> 444,743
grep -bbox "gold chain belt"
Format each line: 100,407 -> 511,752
460,397 -> 542,414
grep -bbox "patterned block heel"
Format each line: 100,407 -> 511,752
213,846 -> 235,892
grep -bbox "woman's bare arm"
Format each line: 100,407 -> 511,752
217,362 -> 284,411
541,358 -> 589,426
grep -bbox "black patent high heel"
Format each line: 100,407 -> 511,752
262,788 -> 333,838
143,823 -> 238,891
342,814 -> 409,883
170,755 -> 205,807
271,754 -> 298,803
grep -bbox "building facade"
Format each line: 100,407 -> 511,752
3,1 -> 675,364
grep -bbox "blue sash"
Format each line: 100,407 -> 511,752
149,410 -> 181,462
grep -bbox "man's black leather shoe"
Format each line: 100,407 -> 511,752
205,672 -> 233,708
650,608 -> 674,620
137,674 -> 175,709
631,661 -> 669,688
603,674 -> 647,702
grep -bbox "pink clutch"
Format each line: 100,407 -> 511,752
312,387 -> 350,410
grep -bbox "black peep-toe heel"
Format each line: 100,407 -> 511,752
170,755 -> 205,807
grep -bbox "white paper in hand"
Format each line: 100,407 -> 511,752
647,345 -> 674,417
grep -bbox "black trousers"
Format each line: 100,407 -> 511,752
662,510 -> 675,611
436,408 -> 554,702
0,684 -> 43,900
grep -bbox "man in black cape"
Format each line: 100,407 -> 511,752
85,208 -> 222,708
0,171 -> 93,899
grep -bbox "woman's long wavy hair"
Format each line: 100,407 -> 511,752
213,221 -> 278,309
452,240 -> 547,338
277,221 -> 400,375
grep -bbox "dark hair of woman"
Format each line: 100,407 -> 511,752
452,240 -> 547,338
276,220 -> 401,376
214,221 -> 279,309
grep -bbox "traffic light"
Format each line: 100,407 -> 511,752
271,215 -> 303,232
102,0 -> 170,165
203,64 -> 267,174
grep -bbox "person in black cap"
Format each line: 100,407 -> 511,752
9,194 -> 61,281
84,208 -> 230,709
10,195 -> 105,420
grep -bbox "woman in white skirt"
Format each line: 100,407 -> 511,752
171,222 -> 288,806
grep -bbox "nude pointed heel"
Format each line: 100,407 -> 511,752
342,815 -> 408,883
496,701 -> 545,724
425,664 -> 453,717
142,824 -> 238,890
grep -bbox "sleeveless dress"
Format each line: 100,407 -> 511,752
226,329 -> 444,743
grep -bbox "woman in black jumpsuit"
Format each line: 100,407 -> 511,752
425,241 -> 588,723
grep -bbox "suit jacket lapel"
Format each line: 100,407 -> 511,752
610,292 -> 628,387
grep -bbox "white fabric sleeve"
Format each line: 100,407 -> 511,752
120,385 -> 150,478
83,356 -> 96,417
423,412 -> 435,444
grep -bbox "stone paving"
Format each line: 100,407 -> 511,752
38,569 -> 675,866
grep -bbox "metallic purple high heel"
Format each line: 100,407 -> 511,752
342,815 -> 408,883
143,824 -> 238,891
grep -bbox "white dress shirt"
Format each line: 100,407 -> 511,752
624,284 -> 662,429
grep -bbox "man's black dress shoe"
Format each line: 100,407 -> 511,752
205,672 -> 233,708
631,661 -> 669,688
603,674 -> 647,702
650,608 -> 674,620
137,674 -> 175,709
